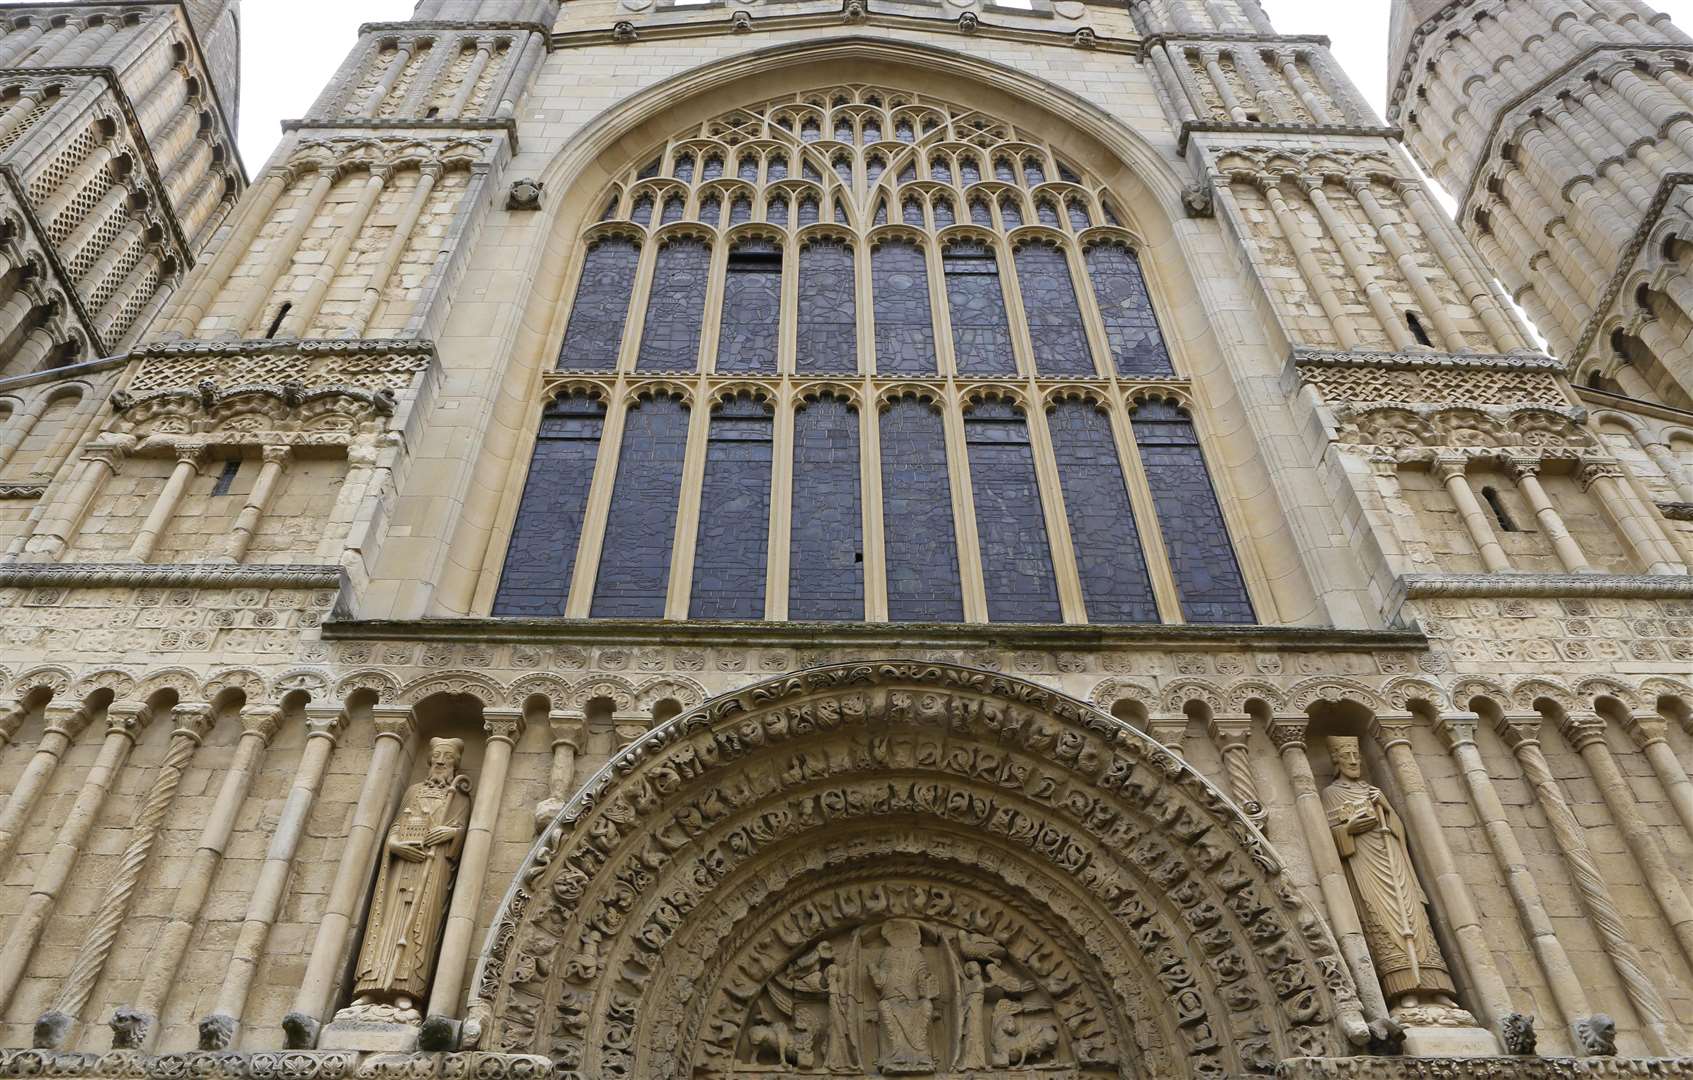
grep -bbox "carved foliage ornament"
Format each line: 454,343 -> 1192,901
469,662 -> 1360,1079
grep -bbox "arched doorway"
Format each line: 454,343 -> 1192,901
469,662 -> 1363,1077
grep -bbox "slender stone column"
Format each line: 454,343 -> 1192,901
168,170 -> 290,336
1201,50 -> 1248,121
1580,458 -> 1685,573
10,325 -> 60,374
0,702 -> 153,1015
127,443 -> 205,562
37,703 -> 216,1047
1369,713 -> 1516,1034
130,704 -> 282,1048
398,36 -> 456,117
362,41 -> 417,117
281,168 -> 388,335
228,169 -> 335,338
534,710 -> 584,831
1278,49 -> 1334,124
1433,454 -> 1512,572
1267,717 -> 1392,1022
1206,713 -> 1265,825
31,434 -> 130,558
0,698 -> 27,749
201,705 -> 346,1050
0,24 -> 48,68
0,391 -> 47,474
287,704 -> 417,1045
1347,178 -> 1466,351
444,38 -> 495,117
221,446 -> 291,562
0,701 -> 94,875
1258,174 -> 1362,348
427,709 -> 525,1023
346,164 -> 439,337
1435,714 -> 1593,1049
1495,713 -> 1683,1055
1559,711 -> 1693,969
1147,46 -> 1199,124
1506,458 -> 1592,572
1303,176 -> 1413,349
1620,711 -> 1693,844
1642,440 -> 1693,502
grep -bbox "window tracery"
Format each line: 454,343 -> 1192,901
508,87 -> 1256,626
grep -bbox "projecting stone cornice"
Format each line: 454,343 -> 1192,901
1388,572 -> 1693,624
1135,31 -> 1329,59
1178,120 -> 1401,154
356,19 -> 555,40
322,616 -> 1428,652
1290,347 -> 1561,373
0,563 -> 345,590
553,7 -> 1128,52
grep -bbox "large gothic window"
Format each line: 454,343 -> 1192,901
499,86 -> 1257,625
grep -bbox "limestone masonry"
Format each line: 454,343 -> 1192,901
2,0 -> 1693,1076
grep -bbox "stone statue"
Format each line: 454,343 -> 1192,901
869,919 -> 937,1073
824,952 -> 857,1069
1322,737 -> 1456,1010
348,738 -> 472,1022
956,960 -> 989,1069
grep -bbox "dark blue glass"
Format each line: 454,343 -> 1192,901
1047,400 -> 1158,622
591,395 -> 690,617
557,237 -> 639,371
1132,399 -> 1255,624
789,396 -> 864,620
1036,199 -> 1061,228
943,241 -> 1015,375
872,240 -> 936,375
797,240 -> 857,374
964,401 -> 1061,622
717,240 -> 781,374
930,155 -> 952,184
960,155 -> 981,185
881,399 -> 963,621
1086,243 -> 1174,375
636,238 -> 710,371
1067,198 -> 1091,231
492,394 -> 606,617
690,397 -> 773,619
866,155 -> 885,184
799,196 -> 820,225
1015,242 -> 1093,376
673,154 -> 694,182
999,197 -> 1022,229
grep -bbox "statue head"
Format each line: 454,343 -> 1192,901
428,737 -> 465,779
881,918 -> 922,949
1327,736 -> 1363,780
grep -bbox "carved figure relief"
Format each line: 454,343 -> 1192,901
345,738 -> 473,1023
734,916 -> 1066,1075
1321,737 -> 1456,1011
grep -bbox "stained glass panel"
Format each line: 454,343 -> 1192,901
1048,400 -> 1158,622
872,240 -> 937,374
881,399 -> 963,621
690,398 -> 773,619
717,240 -> 781,374
1087,243 -> 1174,375
797,240 -> 857,374
965,402 -> 1062,622
557,237 -> 639,371
1015,242 -> 1094,376
789,397 -> 864,620
492,394 -> 606,617
591,396 -> 689,617
637,238 -> 710,371
943,241 -> 1015,375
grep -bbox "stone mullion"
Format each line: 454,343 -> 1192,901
860,387 -> 889,621
1346,177 -> 1464,351
1110,392 -> 1184,623
0,702 -> 152,1017
664,380 -> 712,620
1433,454 -> 1513,572
562,382 -> 628,619
202,706 -> 345,1049
1579,457 -> 1684,573
925,228 -> 960,379
1256,174 -> 1362,349
1302,176 -> 1412,350
1506,458 -> 1592,572
1370,713 -> 1517,1039
1434,714 -> 1593,1050
942,385 -> 989,622
228,168 -> 335,339
287,705 -> 419,1045
0,702 -> 94,877
348,163 -> 440,337
1400,182 -> 1529,352
1559,711 -> 1693,972
1496,712 -> 1684,1054
283,167 -> 388,336
131,704 -> 283,1048
1023,393 -> 1087,624
1060,238 -> 1111,378
765,387 -> 795,621
1621,712 -> 1693,846
168,169 -> 290,336
996,236 -> 1040,380
427,710 -> 524,1024
1266,717 -> 1393,1023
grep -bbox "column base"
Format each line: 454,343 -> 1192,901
1398,1025 -> 1500,1057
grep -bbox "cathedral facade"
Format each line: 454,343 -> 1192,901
0,0 -> 1691,1076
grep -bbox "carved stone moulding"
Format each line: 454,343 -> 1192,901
126,341 -> 435,395
0,563 -> 344,591
1277,1057 -> 1693,1079
469,661 -> 1368,1080
1290,348 -> 1562,372
0,1049 -> 552,1080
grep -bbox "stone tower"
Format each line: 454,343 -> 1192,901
1389,0 -> 1693,404
1,0 -> 1693,1076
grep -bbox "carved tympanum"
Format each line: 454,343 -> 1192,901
343,737 -> 473,1024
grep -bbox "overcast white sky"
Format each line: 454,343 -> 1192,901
229,1 -> 1693,171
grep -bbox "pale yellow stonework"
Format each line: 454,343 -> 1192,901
0,0 -> 1686,1077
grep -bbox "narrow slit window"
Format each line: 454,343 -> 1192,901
1481,486 -> 1520,532
1407,310 -> 1433,347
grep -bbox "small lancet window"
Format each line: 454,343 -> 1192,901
800,117 -> 821,142
802,159 -> 822,182
767,195 -> 789,226
930,155 -> 952,184
999,196 -> 1023,230
211,459 -> 241,497
959,154 -> 982,186
265,302 -> 291,339
767,153 -> 788,181
1481,486 -> 1520,532
835,116 -> 854,141
866,155 -> 887,184
799,196 -> 820,225
834,155 -> 853,184
897,161 -> 916,184
903,197 -> 925,227
1407,311 -> 1433,347
863,116 -> 882,142
702,155 -> 724,180
933,197 -> 955,228
673,153 -> 695,182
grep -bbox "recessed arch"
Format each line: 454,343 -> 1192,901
470,662 -> 1363,1078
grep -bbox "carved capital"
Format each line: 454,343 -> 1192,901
1494,712 -> 1542,749
1504,456 -> 1542,481
483,707 -> 526,745
548,710 -> 584,749
1206,714 -> 1252,750
1622,712 -> 1669,751
240,704 -> 283,745
1431,453 -> 1470,484
1368,711 -> 1417,750
1578,457 -> 1624,492
1432,712 -> 1481,752
371,704 -> 417,743
105,702 -> 153,739
43,702 -> 94,741
303,704 -> 347,743
1266,717 -> 1309,751
261,444 -> 295,467
174,442 -> 209,466
1558,713 -> 1609,752
173,701 -> 216,742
